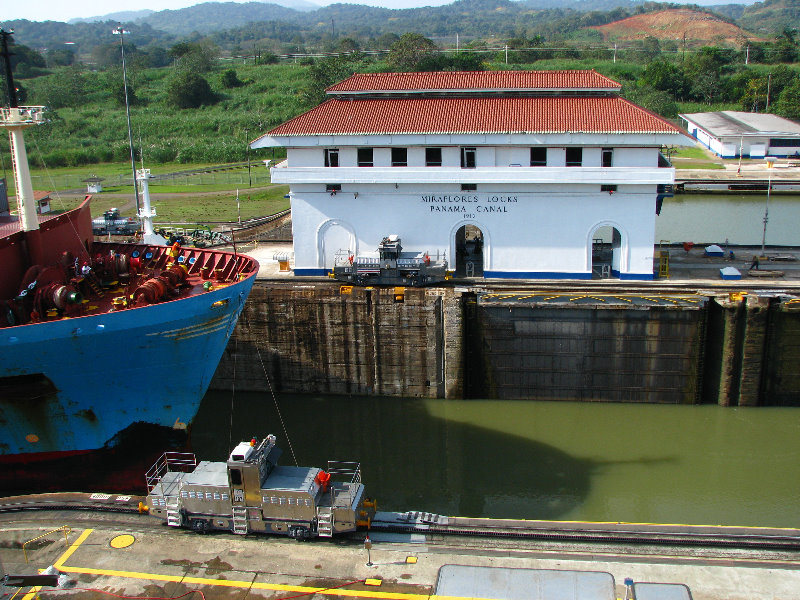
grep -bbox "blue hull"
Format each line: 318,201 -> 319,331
0,272 -> 256,457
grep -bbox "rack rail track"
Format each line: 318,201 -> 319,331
2,494 -> 799,553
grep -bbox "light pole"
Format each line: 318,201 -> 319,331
761,157 -> 775,257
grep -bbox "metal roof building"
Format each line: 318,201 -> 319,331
679,111 -> 800,158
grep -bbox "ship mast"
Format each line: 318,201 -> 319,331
0,28 -> 46,262
113,26 -> 165,246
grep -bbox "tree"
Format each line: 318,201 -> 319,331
167,71 -> 217,109
623,83 -> 679,118
388,33 -> 437,72
47,48 -> 75,67
221,68 -> 244,89
775,78 -> 800,119
640,60 -> 689,100
169,41 -> 217,73
301,55 -> 358,107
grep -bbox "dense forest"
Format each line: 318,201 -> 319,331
5,0 -> 800,58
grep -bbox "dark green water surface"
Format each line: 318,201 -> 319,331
193,392 -> 800,528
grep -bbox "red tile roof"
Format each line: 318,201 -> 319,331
326,70 -> 622,93
268,96 -> 683,136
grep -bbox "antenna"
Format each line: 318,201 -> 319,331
1,28 -> 19,108
113,25 -> 142,217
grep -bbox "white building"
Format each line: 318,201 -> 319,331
253,71 -> 691,280
680,111 -> 800,159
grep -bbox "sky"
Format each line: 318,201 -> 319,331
2,0 -> 756,24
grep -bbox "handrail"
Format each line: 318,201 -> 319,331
22,526 -> 70,563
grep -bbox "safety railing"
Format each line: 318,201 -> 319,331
22,526 -> 70,563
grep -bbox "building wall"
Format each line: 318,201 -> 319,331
290,183 -> 658,279
280,144 -> 666,279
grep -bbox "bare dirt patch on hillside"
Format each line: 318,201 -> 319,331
589,9 -> 763,46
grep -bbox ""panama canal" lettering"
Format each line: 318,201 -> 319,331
421,194 -> 518,214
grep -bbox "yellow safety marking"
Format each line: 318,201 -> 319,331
406,556 -> 418,564
53,528 -> 93,570
20,586 -> 42,600
110,534 -> 135,549
53,529 -> 449,600
365,579 -> 383,586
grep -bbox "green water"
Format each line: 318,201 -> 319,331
193,392 -> 800,528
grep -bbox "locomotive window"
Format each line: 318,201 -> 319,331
214,492 -> 220,500
272,496 -> 278,504
206,492 -> 213,500
288,498 -> 294,505
181,491 -> 188,498
222,493 -> 229,500
230,469 -> 242,485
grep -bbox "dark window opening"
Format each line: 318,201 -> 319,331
601,184 -> 618,192
530,147 -> 547,166
324,149 -> 339,167
391,147 -> 407,167
230,469 -> 242,485
326,184 -> 341,193
357,148 -> 373,167
602,148 -> 613,167
426,147 -> 442,167
461,184 -> 477,191
461,147 -> 476,169
566,148 -> 582,167
770,138 -> 800,147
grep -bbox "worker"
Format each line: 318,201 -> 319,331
749,255 -> 760,270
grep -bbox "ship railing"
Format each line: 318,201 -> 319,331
145,451 -> 197,493
0,106 -> 47,126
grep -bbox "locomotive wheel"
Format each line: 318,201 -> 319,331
289,526 -> 310,541
190,519 -> 210,534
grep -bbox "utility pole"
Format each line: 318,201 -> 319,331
766,73 -> 771,112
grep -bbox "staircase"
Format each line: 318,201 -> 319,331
317,507 -> 333,537
232,506 -> 249,535
166,497 -> 181,527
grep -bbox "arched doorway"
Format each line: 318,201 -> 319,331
318,220 -> 356,271
455,224 -> 484,277
590,225 -> 622,278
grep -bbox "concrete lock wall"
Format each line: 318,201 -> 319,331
211,283 -> 800,406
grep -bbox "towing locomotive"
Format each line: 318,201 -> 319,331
145,436 -> 375,539
332,235 -> 449,286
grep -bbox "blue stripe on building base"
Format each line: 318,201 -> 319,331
295,269 -> 655,280
294,268 -> 329,276
484,271 -> 592,280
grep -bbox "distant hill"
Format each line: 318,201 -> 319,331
736,0 -> 800,35
69,10 -> 154,24
589,8 -> 762,44
136,2 -> 303,35
6,0 -> 791,57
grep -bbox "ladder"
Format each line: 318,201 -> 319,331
165,496 -> 181,527
232,506 -> 249,535
317,507 -> 333,537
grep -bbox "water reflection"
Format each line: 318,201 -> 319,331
192,392 -> 800,528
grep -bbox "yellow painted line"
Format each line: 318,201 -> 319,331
54,529 -> 446,600
21,586 -> 42,600
53,528 -> 93,569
